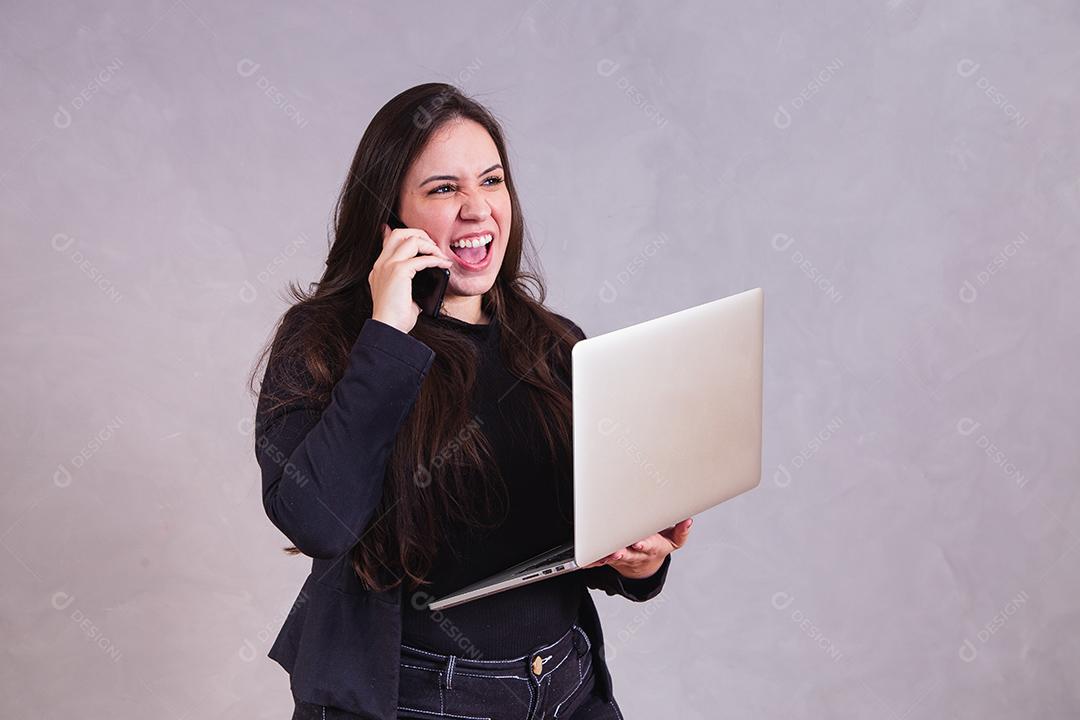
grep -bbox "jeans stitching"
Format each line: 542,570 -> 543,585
401,662 -> 442,673
395,706 -> 492,720
552,651 -> 592,719
402,640 -> 526,665
404,624 -> 575,664
535,646 -> 574,684
401,668 -> 532,716
402,625 -> 576,667
531,625 -> 575,655
402,643 -> 453,659
574,626 -> 592,654
399,663 -> 521,720
453,671 -> 530,680
608,698 -> 624,720
400,626 -> 583,719
439,663 -> 445,714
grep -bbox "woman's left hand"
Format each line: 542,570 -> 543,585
585,517 -> 694,580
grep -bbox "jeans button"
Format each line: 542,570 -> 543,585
532,655 -> 544,676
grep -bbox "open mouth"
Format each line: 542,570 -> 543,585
449,232 -> 494,268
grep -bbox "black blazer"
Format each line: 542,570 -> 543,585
255,316 -> 672,718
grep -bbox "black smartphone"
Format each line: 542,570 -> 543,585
387,209 -> 450,319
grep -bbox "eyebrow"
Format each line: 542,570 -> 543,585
418,164 -> 503,187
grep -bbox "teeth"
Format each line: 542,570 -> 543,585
450,233 -> 493,249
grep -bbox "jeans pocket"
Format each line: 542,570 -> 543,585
578,649 -> 593,683
396,661 -> 447,717
447,671 -> 531,720
548,627 -> 595,718
396,660 -> 506,720
552,657 -> 597,719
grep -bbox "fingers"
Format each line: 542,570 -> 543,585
594,538 -> 660,566
662,517 -> 694,550
382,223 -> 449,263
585,551 -> 621,568
404,253 -> 453,277
588,522 -> 697,569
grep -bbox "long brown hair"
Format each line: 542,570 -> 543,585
248,83 -> 580,593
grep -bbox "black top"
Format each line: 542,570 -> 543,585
254,311 -> 672,716
400,310 -> 585,657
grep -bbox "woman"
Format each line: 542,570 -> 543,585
251,83 -> 693,719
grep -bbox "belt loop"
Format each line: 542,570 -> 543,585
445,654 -> 456,690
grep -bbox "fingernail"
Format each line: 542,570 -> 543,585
687,518 -> 693,528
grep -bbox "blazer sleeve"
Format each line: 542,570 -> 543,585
254,318 -> 435,559
552,312 -> 674,602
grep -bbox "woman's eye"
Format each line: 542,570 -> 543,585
430,176 -> 504,195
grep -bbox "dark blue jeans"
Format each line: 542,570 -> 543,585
291,623 -> 624,719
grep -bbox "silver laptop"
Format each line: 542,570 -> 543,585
426,287 -> 764,611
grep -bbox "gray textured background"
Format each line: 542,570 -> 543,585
3,1 -> 1078,717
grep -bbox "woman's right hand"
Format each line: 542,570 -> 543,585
369,223 -> 453,334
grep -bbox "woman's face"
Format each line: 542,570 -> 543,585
398,117 -> 511,305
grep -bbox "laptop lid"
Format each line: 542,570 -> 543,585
571,287 -> 764,567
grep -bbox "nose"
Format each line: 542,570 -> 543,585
459,197 -> 492,223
